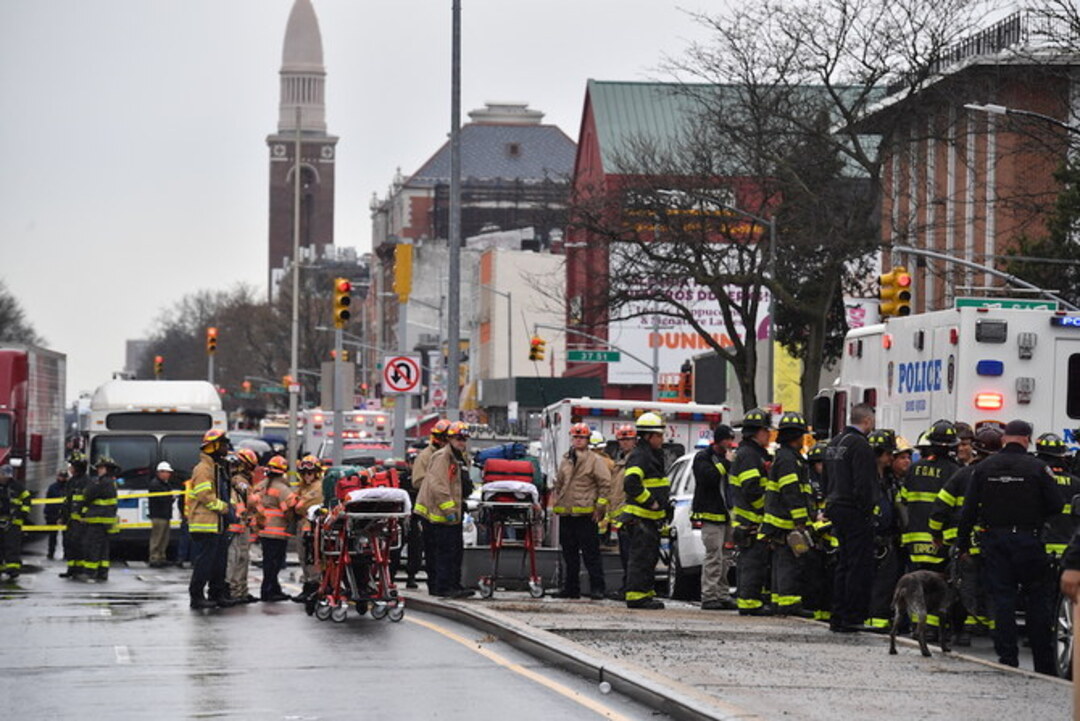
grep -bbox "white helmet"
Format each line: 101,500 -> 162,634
156,461 -> 174,472
589,431 -> 605,449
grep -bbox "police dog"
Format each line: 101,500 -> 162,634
889,570 -> 953,657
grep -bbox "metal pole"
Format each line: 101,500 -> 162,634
446,0 -> 462,420
506,291 -> 513,381
651,314 -> 660,402
767,216 -> 776,407
332,328 -> 343,466
392,300 -> 408,460
208,355 -> 214,386
288,106 -> 302,473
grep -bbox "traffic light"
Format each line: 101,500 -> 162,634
329,349 -> 351,362
528,336 -> 546,361
242,380 -> 252,393
206,327 -> 218,354
153,355 -> 164,378
282,374 -> 294,388
393,243 -> 413,304
333,277 -> 352,328
879,265 -> 912,317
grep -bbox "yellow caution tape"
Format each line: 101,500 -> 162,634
30,490 -> 183,505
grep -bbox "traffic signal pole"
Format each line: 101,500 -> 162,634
332,327 -> 344,467
288,106 -> 302,476
392,298 -> 408,461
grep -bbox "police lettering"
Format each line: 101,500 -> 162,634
897,359 -> 943,394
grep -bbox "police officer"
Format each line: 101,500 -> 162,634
621,412 -> 668,610
60,452 -> 90,579
900,419 -> 960,572
0,464 -> 30,579
760,412 -> 814,617
823,402 -> 877,633
691,424 -> 737,610
1034,433 -> 1080,561
730,408 -> 773,616
956,419 -> 1062,674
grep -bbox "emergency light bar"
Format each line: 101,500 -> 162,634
974,392 -> 1004,411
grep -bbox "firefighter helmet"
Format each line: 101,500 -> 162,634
94,456 -> 120,472
867,429 -> 897,453
570,422 -> 592,439
266,455 -> 288,474
926,419 -> 959,447
447,421 -> 471,438
589,431 -> 606,449
807,442 -> 828,462
298,454 -> 320,472
431,419 -> 452,439
201,428 -> 227,451
615,424 -> 637,441
1035,432 -> 1068,458
777,412 -> 808,431
973,427 -> 1004,455
740,408 -> 772,430
235,448 -> 259,469
894,436 -> 914,455
635,412 -> 666,434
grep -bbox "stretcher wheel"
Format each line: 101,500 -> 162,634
331,604 -> 349,623
478,577 -> 494,599
315,600 -> 332,621
528,581 -> 544,599
388,605 -> 405,622
371,602 -> 389,620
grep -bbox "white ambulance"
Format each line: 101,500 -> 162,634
812,305 -> 1080,445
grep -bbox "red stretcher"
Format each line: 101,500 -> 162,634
475,459 -> 544,599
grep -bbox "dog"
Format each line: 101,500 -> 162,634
888,569 -> 953,657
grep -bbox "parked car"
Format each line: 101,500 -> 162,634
664,451 -> 704,600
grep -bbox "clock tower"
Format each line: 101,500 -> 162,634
266,0 -> 337,295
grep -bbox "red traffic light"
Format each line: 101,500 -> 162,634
336,279 -> 352,294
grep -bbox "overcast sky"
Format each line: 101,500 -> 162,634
0,0 -> 716,399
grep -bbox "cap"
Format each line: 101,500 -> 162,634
713,424 -> 735,442
1004,419 -> 1033,437
156,461 -> 174,473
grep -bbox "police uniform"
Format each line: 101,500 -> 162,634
956,428 -> 1062,675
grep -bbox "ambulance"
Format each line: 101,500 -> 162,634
812,305 -> 1080,445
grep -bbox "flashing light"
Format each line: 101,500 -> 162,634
975,360 -> 1004,376
974,392 -> 1004,411
882,334 -> 893,350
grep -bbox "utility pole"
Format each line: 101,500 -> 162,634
446,0 -> 462,420
287,106 -> 302,475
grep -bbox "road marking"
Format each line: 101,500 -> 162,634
114,645 -> 131,664
99,608 -> 112,617
407,615 -> 632,721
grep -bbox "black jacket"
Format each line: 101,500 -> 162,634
957,444 -> 1063,553
824,425 -> 877,514
147,474 -> 177,520
691,447 -> 729,524
730,439 -> 770,527
44,480 -> 66,524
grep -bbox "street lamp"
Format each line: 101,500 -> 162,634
479,284 -> 513,381
964,103 -> 1080,136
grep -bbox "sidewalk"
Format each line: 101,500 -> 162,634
407,590 -> 1070,721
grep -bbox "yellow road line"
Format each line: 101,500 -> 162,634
407,614 -> 632,721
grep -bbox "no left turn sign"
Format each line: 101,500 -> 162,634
383,354 -> 422,394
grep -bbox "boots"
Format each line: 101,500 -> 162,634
292,581 -> 318,603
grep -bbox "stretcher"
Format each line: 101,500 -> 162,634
475,459 -> 544,599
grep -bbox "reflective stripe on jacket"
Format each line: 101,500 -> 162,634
730,440 -> 770,527
255,475 -> 295,538
81,475 -> 118,526
760,444 -> 813,537
553,448 -> 611,516
621,443 -> 668,521
188,454 -> 227,534
414,444 -> 464,524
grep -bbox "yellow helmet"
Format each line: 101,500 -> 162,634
201,428 -> 227,451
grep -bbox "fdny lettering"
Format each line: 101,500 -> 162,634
898,359 -> 943,394
913,465 -> 942,478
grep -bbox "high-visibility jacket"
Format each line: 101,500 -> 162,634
188,453 -> 228,534
411,441 -> 444,490
227,471 -> 254,536
690,447 -> 729,525
621,443 -> 668,522
0,481 -> 31,527
729,439 -> 770,528
928,464 -> 975,546
553,448 -> 611,516
900,453 -> 958,565
80,474 -> 117,527
64,473 -> 90,523
254,475 -> 295,539
760,444 -> 813,538
415,445 -> 466,525
292,477 -> 324,533
1044,465 -> 1080,556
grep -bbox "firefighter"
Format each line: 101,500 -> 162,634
414,421 -> 474,598
43,469 -> 68,561
900,419 -> 960,573
730,408 -> 773,615
692,424 -> 737,610
956,419 -> 1062,674
253,455 -> 295,603
552,422 -> 612,599
865,429 -> 903,631
292,454 -> 324,603
1036,433 -> 1080,561
620,412 -> 668,609
802,441 -> 834,621
81,457 -> 119,583
0,464 -> 30,579
225,448 -> 259,604
59,451 -> 90,579
187,429 -> 232,609
954,422 -> 976,466
413,419 -> 451,594
605,424 -> 637,598
759,412 -> 814,617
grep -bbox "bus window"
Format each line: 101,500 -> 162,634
160,435 -> 202,481
90,435 -> 156,489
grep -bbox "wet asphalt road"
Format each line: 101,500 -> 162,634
0,547 -> 664,721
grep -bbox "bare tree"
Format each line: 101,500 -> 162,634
0,280 -> 44,346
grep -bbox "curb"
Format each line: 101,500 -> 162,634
404,593 -> 765,721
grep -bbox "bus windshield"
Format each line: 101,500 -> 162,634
160,435 -> 202,482
90,435 -> 157,490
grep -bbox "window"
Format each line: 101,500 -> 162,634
161,435 -> 203,481
106,413 -> 212,432
506,142 -> 521,158
1069,355 -> 1080,419
0,414 -> 10,448
90,435 -> 157,489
